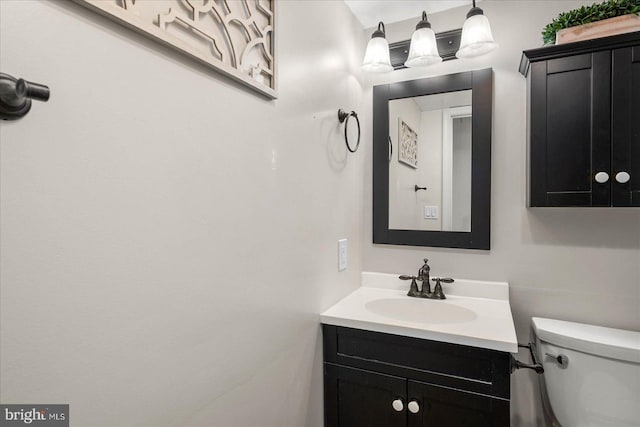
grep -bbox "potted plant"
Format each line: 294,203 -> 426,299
542,0 -> 640,45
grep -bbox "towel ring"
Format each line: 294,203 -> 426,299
338,109 -> 360,153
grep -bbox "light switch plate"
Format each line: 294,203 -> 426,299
424,206 -> 439,219
338,239 -> 347,271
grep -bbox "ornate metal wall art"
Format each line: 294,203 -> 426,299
74,0 -> 276,99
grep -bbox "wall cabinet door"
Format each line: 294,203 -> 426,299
324,364 -> 406,427
612,46 -> 640,206
524,34 -> 640,208
529,51 -> 612,207
407,380 -> 509,427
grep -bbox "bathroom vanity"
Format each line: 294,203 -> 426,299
321,274 -> 517,426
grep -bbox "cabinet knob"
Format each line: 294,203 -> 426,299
392,399 -> 404,412
408,400 -> 420,414
594,172 -> 609,184
615,171 -> 631,184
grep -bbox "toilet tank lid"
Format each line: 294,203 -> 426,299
532,317 -> 640,364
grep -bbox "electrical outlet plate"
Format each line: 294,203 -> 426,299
338,239 -> 348,271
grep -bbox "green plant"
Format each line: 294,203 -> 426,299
542,0 -> 640,45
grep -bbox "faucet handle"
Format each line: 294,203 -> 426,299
430,278 -> 453,299
433,277 -> 454,284
399,275 -> 421,297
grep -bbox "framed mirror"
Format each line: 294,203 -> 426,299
373,69 -> 492,249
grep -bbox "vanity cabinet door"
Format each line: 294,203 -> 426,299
529,51 -> 612,207
324,364 -> 407,427
612,46 -> 640,206
406,380 -> 509,427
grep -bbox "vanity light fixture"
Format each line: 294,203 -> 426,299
405,11 -> 442,68
362,21 -> 393,73
363,1 -> 498,72
456,0 -> 498,58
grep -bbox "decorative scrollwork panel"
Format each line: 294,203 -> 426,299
74,0 -> 277,99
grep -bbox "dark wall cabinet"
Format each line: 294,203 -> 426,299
520,32 -> 640,207
322,325 -> 511,427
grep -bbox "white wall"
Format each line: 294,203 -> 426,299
452,116 -> 472,231
419,110 -> 443,230
388,97 -> 422,229
0,1 -> 366,426
388,98 -> 443,231
388,102 -> 444,231
361,2 -> 640,426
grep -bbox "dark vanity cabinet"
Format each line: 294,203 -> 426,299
520,32 -> 640,207
323,325 -> 511,427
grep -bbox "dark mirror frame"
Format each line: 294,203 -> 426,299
373,68 -> 493,250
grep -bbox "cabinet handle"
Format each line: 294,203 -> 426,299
391,399 -> 404,412
615,171 -> 631,184
408,400 -> 420,414
594,172 -> 609,184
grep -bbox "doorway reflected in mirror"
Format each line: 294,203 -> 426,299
388,90 -> 472,232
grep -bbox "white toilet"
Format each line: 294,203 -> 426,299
532,317 -> 640,427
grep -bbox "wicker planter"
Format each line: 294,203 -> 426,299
556,14 -> 640,44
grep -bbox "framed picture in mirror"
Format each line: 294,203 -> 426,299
399,119 -> 419,168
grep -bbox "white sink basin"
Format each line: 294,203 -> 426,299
365,298 -> 477,324
320,272 -> 518,353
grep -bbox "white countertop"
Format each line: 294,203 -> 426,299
321,272 -> 518,353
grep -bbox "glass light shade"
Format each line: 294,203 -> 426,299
362,37 -> 393,73
405,27 -> 442,67
456,14 -> 498,58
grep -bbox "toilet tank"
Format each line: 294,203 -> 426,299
532,317 -> 640,427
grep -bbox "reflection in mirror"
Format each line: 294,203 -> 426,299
388,90 -> 472,232
372,68 -> 492,249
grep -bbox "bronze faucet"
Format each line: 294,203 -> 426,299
417,258 -> 431,297
399,259 -> 454,299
